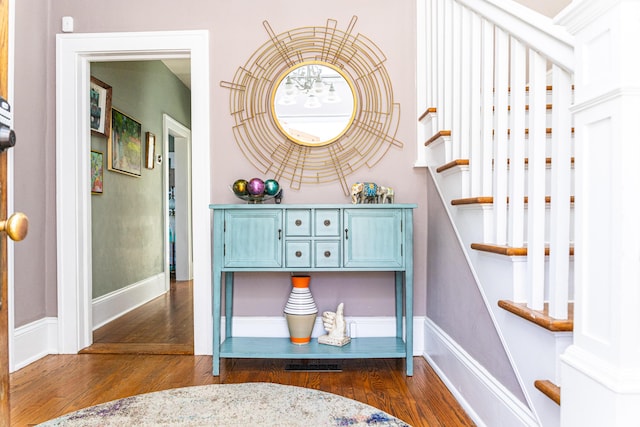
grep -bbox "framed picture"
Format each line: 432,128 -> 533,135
90,77 -> 112,137
145,132 -> 156,169
90,150 -> 104,194
108,108 -> 142,177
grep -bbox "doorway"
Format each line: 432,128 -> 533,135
165,114 -> 193,283
56,31 -> 212,355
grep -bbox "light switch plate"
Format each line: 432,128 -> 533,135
62,16 -> 74,33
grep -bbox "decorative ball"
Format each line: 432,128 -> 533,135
247,178 -> 265,196
232,179 -> 249,196
264,179 -> 280,196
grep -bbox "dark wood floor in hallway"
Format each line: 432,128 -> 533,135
9,280 -> 475,427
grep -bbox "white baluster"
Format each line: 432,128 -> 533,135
436,0 -> 445,132
526,51 -> 547,311
480,18 -> 494,200
548,66 -> 572,319
451,1 -> 462,162
493,27 -> 509,245
508,38 -> 527,249
469,11 -> 482,197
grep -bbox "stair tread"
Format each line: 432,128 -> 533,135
424,130 -> 451,147
498,300 -> 573,332
471,243 -> 575,256
418,107 -> 437,122
436,157 -> 575,172
436,159 -> 469,173
452,195 -> 575,205
534,379 -> 561,405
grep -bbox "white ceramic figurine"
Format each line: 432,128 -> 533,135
318,302 -> 351,347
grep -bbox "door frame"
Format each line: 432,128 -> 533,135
56,31 -> 211,354
163,114 -> 193,284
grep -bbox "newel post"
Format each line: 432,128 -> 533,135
556,1 -> 640,425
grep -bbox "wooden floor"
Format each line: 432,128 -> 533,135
9,281 -> 475,427
80,279 -> 194,355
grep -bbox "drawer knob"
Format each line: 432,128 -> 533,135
295,251 -> 302,257
324,219 -> 331,226
324,251 -> 331,258
295,219 -> 302,226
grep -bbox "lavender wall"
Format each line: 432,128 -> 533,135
426,173 -> 526,403
12,0 -> 424,325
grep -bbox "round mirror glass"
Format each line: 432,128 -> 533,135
271,61 -> 357,146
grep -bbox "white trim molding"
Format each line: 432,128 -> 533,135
423,318 -> 538,427
11,315 -> 424,373
55,30 -> 211,355
92,273 -> 167,330
12,318 -> 58,372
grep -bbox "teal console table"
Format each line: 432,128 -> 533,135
210,204 -> 416,376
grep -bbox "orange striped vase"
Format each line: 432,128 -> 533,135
284,275 -> 317,345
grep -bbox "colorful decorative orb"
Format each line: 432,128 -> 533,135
247,178 -> 265,196
232,179 -> 248,196
264,179 -> 280,196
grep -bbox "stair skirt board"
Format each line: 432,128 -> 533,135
424,319 -> 539,427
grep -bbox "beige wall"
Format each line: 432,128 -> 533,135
13,0 -> 55,325
12,0 -> 424,325
515,0 -> 571,17
11,0 -> 570,326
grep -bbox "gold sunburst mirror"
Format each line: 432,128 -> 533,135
221,16 -> 402,195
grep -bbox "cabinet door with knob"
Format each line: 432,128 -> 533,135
343,208 -> 404,268
223,209 -> 282,268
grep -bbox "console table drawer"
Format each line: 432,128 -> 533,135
314,241 -> 340,267
286,209 -> 311,236
285,241 -> 311,268
314,209 -> 340,236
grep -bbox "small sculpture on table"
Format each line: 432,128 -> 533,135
318,302 -> 351,347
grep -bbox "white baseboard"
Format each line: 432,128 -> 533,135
92,273 -> 167,329
423,318 -> 538,427
12,317 -> 58,372
11,309 -> 424,372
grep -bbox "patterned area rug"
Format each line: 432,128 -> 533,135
37,382 -> 411,426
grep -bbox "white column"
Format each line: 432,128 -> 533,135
557,1 -> 640,425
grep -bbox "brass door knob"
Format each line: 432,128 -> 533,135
0,212 -> 28,241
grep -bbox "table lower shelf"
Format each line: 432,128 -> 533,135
219,337 -> 407,359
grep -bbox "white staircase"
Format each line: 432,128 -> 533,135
419,1 -> 575,425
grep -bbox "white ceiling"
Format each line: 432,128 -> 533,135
162,59 -> 191,89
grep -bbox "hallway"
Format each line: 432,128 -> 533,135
80,280 -> 194,355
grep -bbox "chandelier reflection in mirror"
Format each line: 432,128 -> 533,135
279,64 -> 341,108
221,16 -> 403,195
273,61 -> 356,146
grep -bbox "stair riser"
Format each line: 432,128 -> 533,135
453,251 -> 567,426
424,134 -> 450,168
469,236 -> 574,303
498,308 -> 569,426
448,193 -> 575,244
427,131 -> 574,171
436,162 -> 575,200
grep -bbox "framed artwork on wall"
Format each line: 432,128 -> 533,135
90,77 -> 112,137
90,150 -> 104,194
145,132 -> 156,169
108,108 -> 142,177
